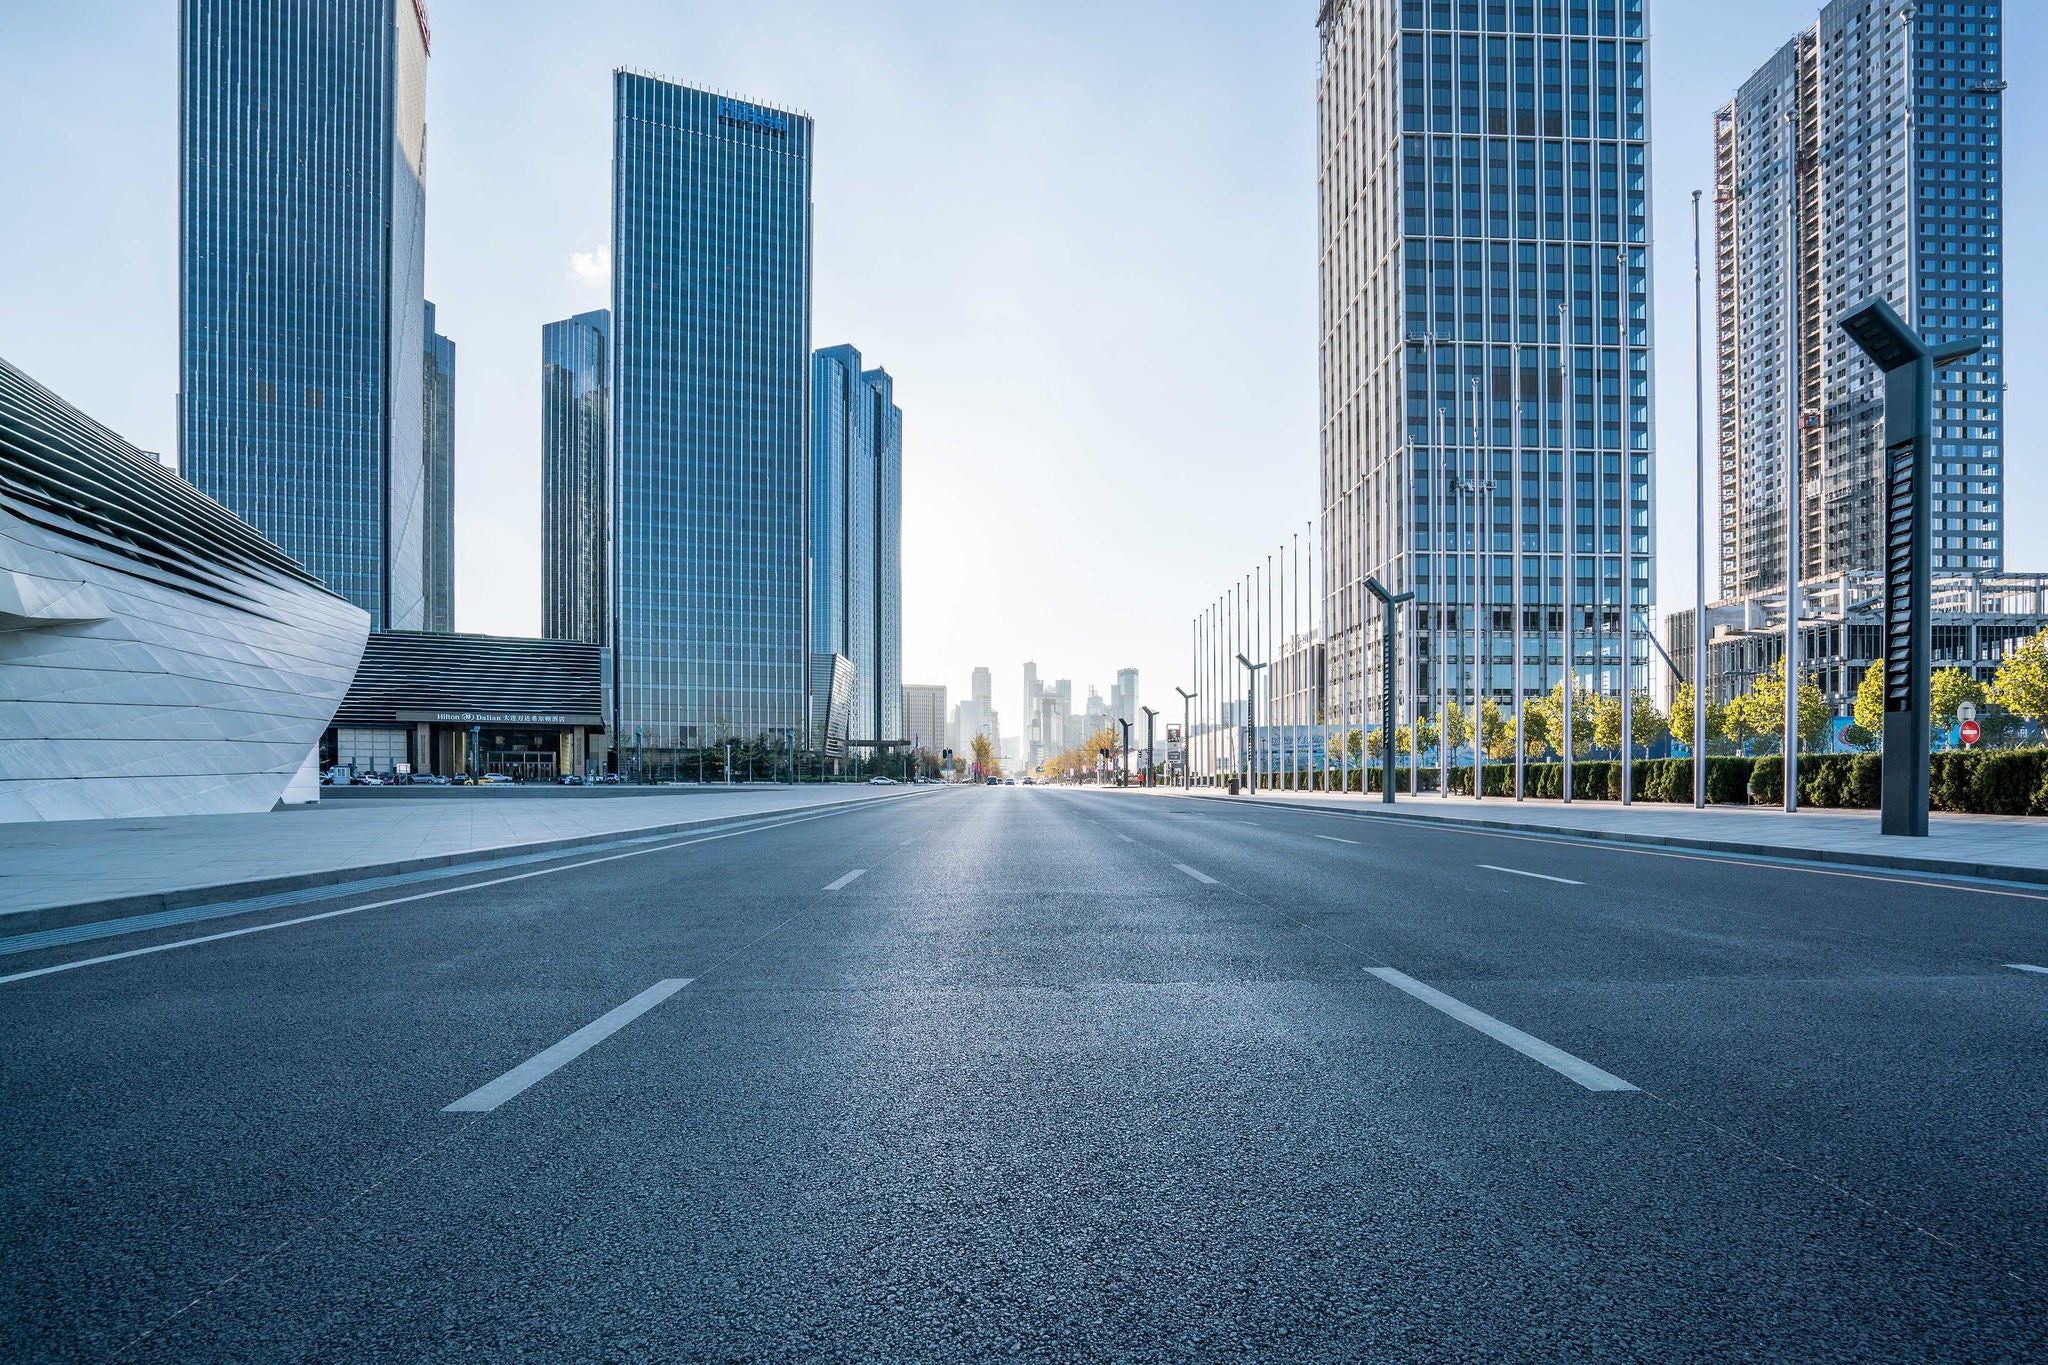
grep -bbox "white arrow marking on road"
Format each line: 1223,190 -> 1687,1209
1174,864 -> 1218,884
444,978 -> 692,1113
2005,963 -> 2048,976
1479,864 -> 1585,886
1366,967 -> 1637,1093
824,869 -> 867,891
1314,834 -> 1361,845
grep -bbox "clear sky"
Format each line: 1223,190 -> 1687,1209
3,1 -> 2042,744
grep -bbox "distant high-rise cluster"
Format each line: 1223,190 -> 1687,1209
1018,663 -> 1139,772
1714,0 -> 2004,594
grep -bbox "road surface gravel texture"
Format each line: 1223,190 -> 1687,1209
3,786 -> 2045,1361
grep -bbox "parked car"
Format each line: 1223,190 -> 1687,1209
868,776 -> 898,786
480,773 -> 513,784
557,774 -> 585,785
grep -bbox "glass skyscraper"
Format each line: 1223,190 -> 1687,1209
810,345 -> 903,749
611,72 -> 812,760
541,310 -> 611,646
1715,0 -> 2004,592
1318,0 -> 1652,731
178,0 -> 431,631
423,300 -> 455,633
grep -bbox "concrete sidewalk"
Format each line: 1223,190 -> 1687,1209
0,785 -> 938,932
1164,786 -> 2048,885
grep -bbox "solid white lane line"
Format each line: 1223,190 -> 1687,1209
1366,967 -> 1637,1093
1114,833 -> 1136,843
2006,963 -> 2048,976
444,979 -> 691,1113
1479,864 -> 1585,886
1174,864 -> 1219,885
0,807 -> 877,988
824,869 -> 867,891
1315,834 -> 1361,845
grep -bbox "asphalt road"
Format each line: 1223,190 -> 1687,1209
5,785 -> 2047,1362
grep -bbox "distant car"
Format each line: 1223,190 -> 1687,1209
480,773 -> 513,784
867,776 -> 898,785
985,776 -> 1001,786
557,774 -> 585,785
591,773 -> 624,785
1004,778 -> 1016,786
1021,776 -> 1035,785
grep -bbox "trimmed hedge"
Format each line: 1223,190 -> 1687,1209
1249,748 -> 2048,814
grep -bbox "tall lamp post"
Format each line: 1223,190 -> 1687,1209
1364,576 -> 1415,804
1840,297 -> 1981,836
1235,653 -> 1266,794
1118,718 -> 1134,788
1140,706 -> 1158,788
1175,687 -> 1197,790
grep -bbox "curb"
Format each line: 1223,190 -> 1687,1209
1,787 -> 941,939
1171,791 -> 2048,889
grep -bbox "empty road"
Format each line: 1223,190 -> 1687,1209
5,785 -> 2047,1361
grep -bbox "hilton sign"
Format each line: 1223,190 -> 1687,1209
718,98 -> 789,135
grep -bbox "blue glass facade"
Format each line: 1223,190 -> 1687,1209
809,346 -> 903,749
611,72 -> 812,757
1320,0 -> 1653,727
178,0 -> 430,631
423,300 -> 455,632
542,310 -> 611,647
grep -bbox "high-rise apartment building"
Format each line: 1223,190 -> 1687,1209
1111,668 -> 1139,736
179,0 -> 431,631
1317,0 -> 1652,728
811,345 -> 904,750
902,684 -> 947,759
610,73 -> 812,760
952,665 -> 995,755
541,309 -> 610,646
1715,0 -> 2004,594
423,301 -> 455,632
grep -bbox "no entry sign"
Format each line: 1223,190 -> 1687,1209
1960,719 -> 1981,747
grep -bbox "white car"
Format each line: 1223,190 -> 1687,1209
867,776 -> 898,785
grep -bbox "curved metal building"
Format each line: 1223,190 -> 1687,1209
0,359 -> 370,822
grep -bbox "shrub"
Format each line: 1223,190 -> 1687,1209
1970,751 -> 2048,816
1750,755 -> 1783,805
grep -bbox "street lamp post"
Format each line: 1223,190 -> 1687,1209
1365,577 -> 1415,804
1235,654 -> 1266,794
1176,687 -> 1196,791
1141,706 -> 1158,788
1840,297 -> 1982,836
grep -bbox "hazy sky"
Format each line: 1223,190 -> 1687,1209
4,1 -> 2042,741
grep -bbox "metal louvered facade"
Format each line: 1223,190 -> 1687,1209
2,356 -> 369,822
330,632 -> 607,728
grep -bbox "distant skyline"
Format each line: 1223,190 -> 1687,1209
4,0 -> 2045,726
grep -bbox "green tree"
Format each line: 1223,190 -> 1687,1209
1992,628 -> 2048,725
1479,697 -> 1515,761
1669,681 -> 1727,755
1525,683 -> 1595,759
1727,658 -> 1831,754
1853,659 -> 1887,737
1930,667 -> 1989,731
970,733 -> 1002,780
